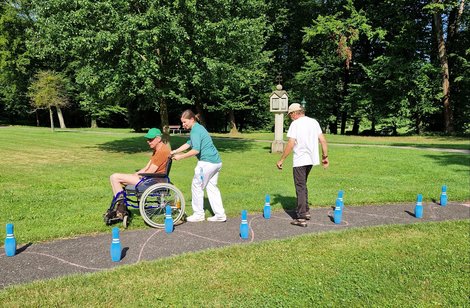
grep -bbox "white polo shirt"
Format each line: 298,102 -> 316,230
287,116 -> 323,167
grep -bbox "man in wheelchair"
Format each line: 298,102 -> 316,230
105,128 -> 171,225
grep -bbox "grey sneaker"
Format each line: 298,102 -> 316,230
186,214 -> 205,222
207,215 -> 227,222
305,213 -> 311,220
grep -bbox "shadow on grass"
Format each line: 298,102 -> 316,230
423,153 -> 470,169
390,143 -> 470,150
272,194 -> 297,219
97,136 -> 149,154
97,135 -> 258,154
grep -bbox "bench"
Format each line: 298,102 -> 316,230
168,125 -> 188,134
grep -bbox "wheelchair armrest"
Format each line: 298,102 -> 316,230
139,173 -> 167,178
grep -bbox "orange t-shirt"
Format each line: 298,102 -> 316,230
151,143 -> 171,174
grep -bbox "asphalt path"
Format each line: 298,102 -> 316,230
1,202 -> 468,290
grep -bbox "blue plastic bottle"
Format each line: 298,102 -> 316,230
440,185 -> 447,206
263,194 -> 271,219
240,210 -> 249,239
335,197 -> 343,209
333,204 -> 342,224
110,227 -> 122,262
337,190 -> 344,209
165,205 -> 174,233
414,194 -> 423,219
5,223 -> 17,257
338,190 -> 344,200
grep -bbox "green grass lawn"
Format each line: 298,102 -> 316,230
212,131 -> 470,150
0,126 -> 469,245
0,126 -> 468,306
0,220 -> 468,306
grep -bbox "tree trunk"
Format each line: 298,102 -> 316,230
195,101 -> 206,127
228,110 -> 239,135
433,9 -> 453,133
56,106 -> 66,129
391,121 -> 398,136
352,117 -> 360,135
159,97 -> 170,143
91,117 -> 98,128
340,111 -> 347,135
49,106 -> 54,132
36,110 -> 40,127
415,114 -> 421,135
340,58 -> 350,135
155,47 -> 170,143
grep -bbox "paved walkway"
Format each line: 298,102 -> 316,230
1,202 -> 468,290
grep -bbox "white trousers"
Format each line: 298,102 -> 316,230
191,161 -> 225,216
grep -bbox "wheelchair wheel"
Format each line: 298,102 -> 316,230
123,215 -> 129,229
139,183 -> 185,228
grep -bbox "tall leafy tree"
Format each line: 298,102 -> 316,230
173,0 -> 272,134
300,0 -> 385,134
425,0 -> 466,133
29,0 -> 132,128
28,70 -> 70,130
0,1 -> 34,123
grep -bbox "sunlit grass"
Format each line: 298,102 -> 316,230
0,126 -> 469,245
211,131 -> 470,150
0,220 -> 468,306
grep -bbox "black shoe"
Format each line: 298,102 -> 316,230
291,219 -> 307,227
103,209 -> 116,225
115,200 -> 127,220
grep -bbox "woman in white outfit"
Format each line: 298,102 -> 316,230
171,110 -> 226,222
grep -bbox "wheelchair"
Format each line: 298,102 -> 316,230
103,159 -> 186,228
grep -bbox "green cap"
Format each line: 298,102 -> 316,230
144,128 -> 162,139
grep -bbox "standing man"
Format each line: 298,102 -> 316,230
276,103 -> 329,227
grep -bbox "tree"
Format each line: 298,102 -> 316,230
28,70 -> 69,130
0,1 -> 34,123
172,0 -> 272,134
301,0 -> 385,134
425,0 -> 465,134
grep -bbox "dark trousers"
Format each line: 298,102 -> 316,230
293,165 -> 312,219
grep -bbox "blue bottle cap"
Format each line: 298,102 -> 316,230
6,223 -> 14,234
241,210 -> 247,220
442,185 -> 447,192
416,194 -> 423,202
112,227 -> 119,238
338,190 -> 344,199
166,205 -> 172,215
265,194 -> 270,203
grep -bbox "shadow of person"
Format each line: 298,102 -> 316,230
271,194 -> 297,219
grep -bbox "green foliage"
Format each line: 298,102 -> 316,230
28,70 -> 69,109
0,0 -> 468,134
0,1 -> 34,122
